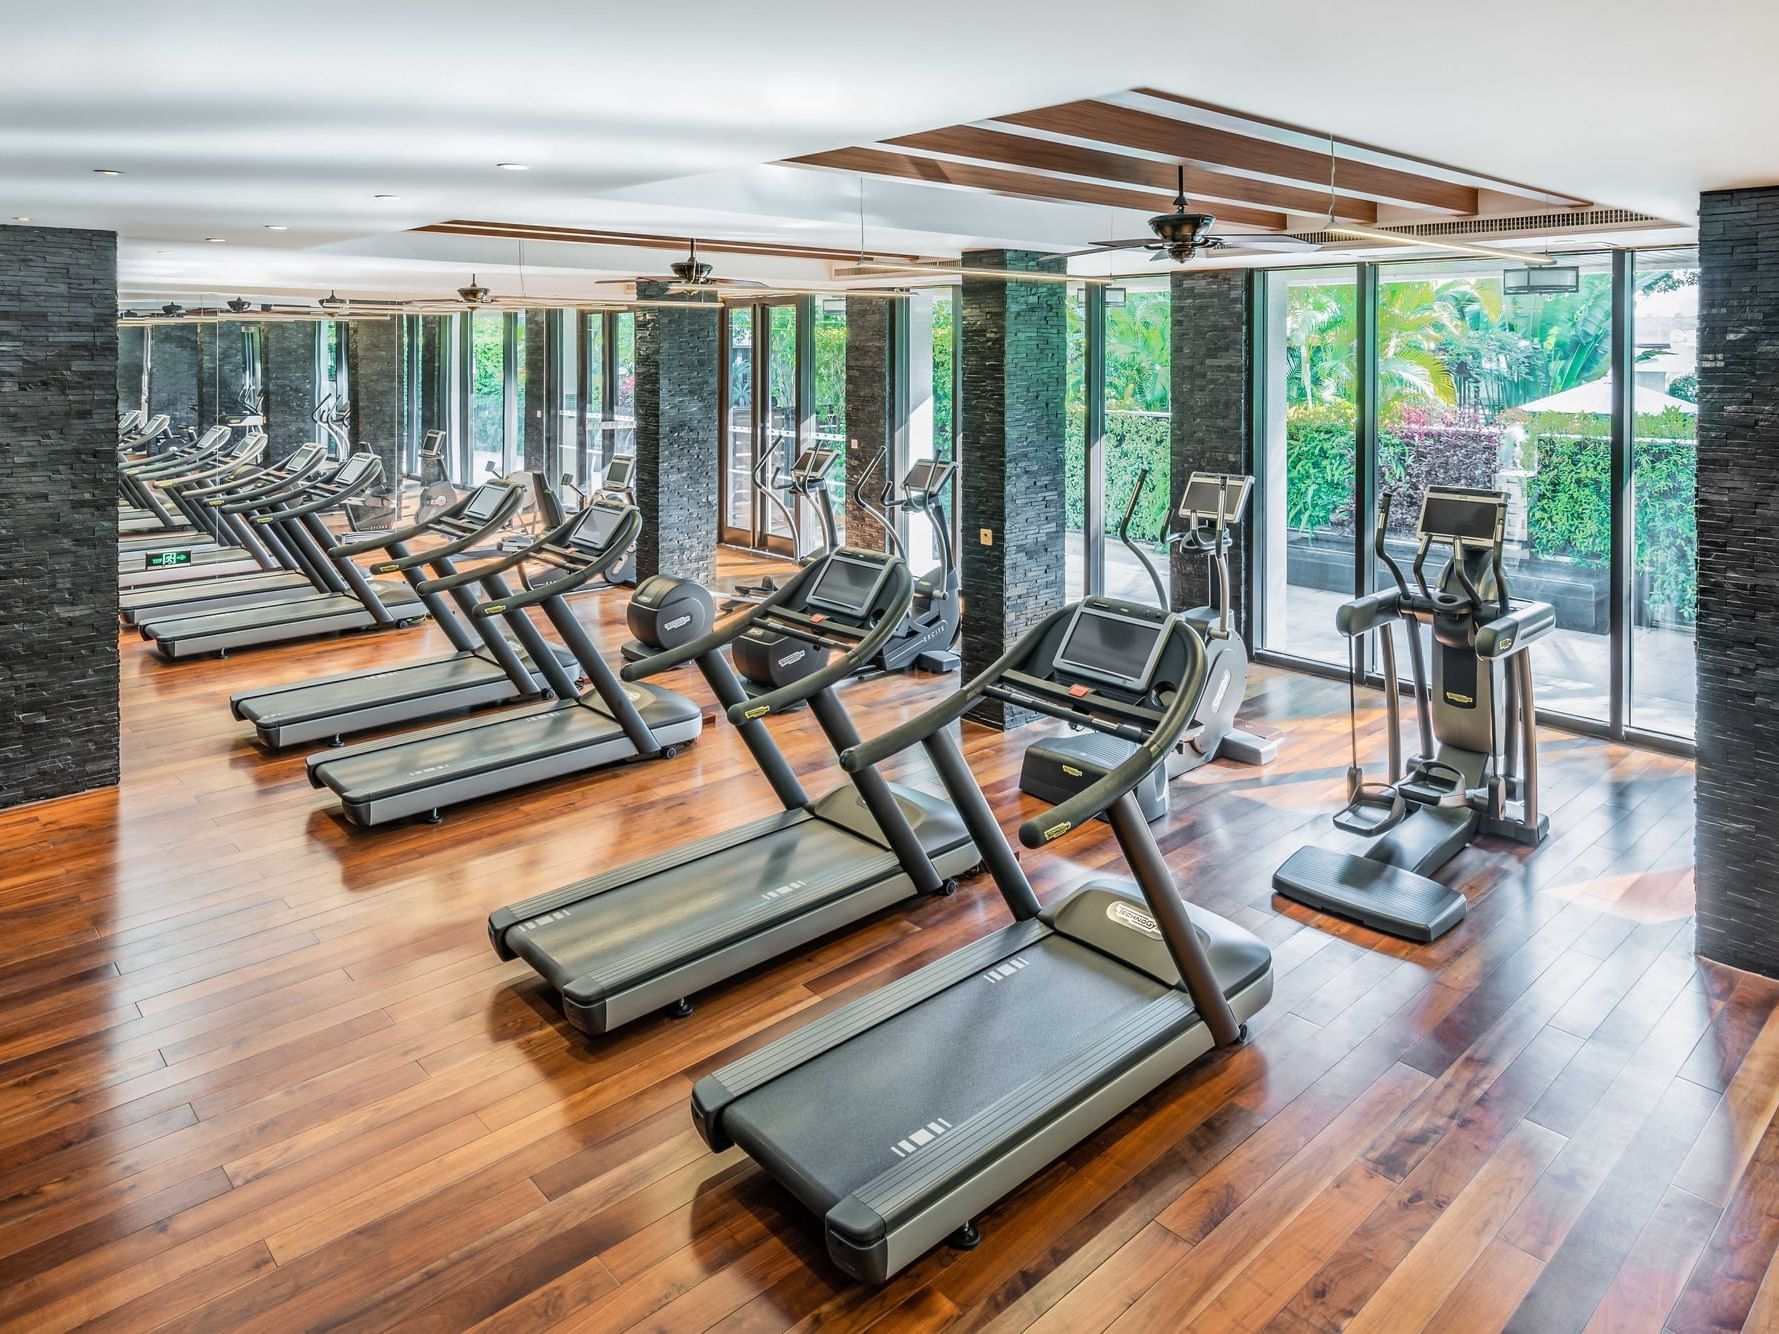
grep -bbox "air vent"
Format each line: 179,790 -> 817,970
1288,207 -> 1670,246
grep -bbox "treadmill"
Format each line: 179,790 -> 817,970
690,595 -> 1273,1283
487,546 -> 978,1035
118,433 -> 275,584
228,480 -> 584,749
119,444 -> 337,624
138,454 -> 429,661
304,501 -> 702,826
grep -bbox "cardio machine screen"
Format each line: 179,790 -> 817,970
1053,605 -> 1169,691
604,455 -> 634,490
793,448 -> 838,481
1419,490 -> 1504,546
1176,472 -> 1252,525
461,484 -> 508,524
804,552 -> 888,619
567,502 -> 625,551
903,458 -> 953,495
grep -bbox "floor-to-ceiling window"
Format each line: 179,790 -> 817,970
722,306 -> 756,541
582,312 -> 606,483
813,298 -> 846,541
1630,248 -> 1699,739
1065,282 -> 1089,600
611,311 -> 636,461
1103,280 -> 1171,604
1255,265 -> 1361,666
468,310 -> 506,479
554,309 -> 579,487
906,289 -> 958,579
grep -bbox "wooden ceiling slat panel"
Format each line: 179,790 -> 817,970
883,125 -> 1377,224
784,147 -> 1287,230
1000,101 -> 1479,214
415,222 -> 938,264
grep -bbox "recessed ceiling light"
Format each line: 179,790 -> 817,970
264,224 -> 287,231
92,168 -> 124,176
13,216 -> 29,222
373,194 -> 399,200
497,162 -> 529,171
205,237 -> 227,243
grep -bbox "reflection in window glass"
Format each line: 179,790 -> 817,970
765,305 -> 799,543
812,300 -> 846,541
724,308 -> 754,534
612,312 -> 636,459
1631,251 -> 1698,738
583,313 -> 605,479
469,311 -> 505,481
1103,283 -> 1170,605
1257,266 -> 1359,666
1064,284 -> 1086,601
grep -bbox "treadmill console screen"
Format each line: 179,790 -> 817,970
334,453 -> 377,485
1054,604 -> 1169,690
1419,489 -> 1505,547
804,552 -> 888,619
461,483 -> 508,525
604,455 -> 634,490
1176,472 -> 1252,524
566,502 -> 623,551
286,444 -> 323,469
903,458 -> 954,495
793,448 -> 838,481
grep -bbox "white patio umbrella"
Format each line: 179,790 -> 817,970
1511,380 -> 1697,415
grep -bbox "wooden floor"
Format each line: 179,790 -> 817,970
0,553 -> 1770,1333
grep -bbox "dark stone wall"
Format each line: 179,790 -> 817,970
843,297 -> 891,551
632,286 -> 719,584
263,320 -> 315,461
1695,185 -> 1779,977
0,224 -> 119,808
344,317 -> 401,480
523,310 -> 549,472
959,251 -> 1067,728
117,325 -> 145,417
197,322 -> 249,426
148,323 -> 199,432
1168,269 -> 1254,636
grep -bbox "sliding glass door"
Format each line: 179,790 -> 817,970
719,299 -> 805,555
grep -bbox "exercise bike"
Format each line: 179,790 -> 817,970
1273,486 -> 1553,942
1022,469 -> 1278,821
848,448 -> 962,675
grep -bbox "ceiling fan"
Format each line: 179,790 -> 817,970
598,238 -> 767,296
1051,166 -> 1317,264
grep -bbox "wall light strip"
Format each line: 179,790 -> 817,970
843,261 -> 1106,286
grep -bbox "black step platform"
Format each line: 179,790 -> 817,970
1272,845 -> 1467,942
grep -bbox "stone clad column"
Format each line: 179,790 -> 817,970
959,250 -> 1067,728
1694,185 -> 1779,977
1168,269 -> 1255,630
0,223 -> 119,807
148,322 -> 199,432
262,321 -> 316,461
344,317 -> 401,481
631,283 -> 720,584
843,296 -> 892,551
117,326 -> 145,416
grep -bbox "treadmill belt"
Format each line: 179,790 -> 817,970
507,818 -> 899,995
720,935 -> 1173,1215
235,654 -> 511,725
147,585 -> 418,639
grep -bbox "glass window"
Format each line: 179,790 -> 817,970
511,312 -> 526,468
813,299 -> 846,541
906,290 -> 955,573
1065,283 -> 1088,601
583,312 -> 605,481
724,307 -> 754,534
1256,266 -> 1360,666
1631,250 -> 1699,738
1103,282 -> 1170,605
555,310 -> 579,486
612,311 -> 636,460
765,304 -> 799,543
469,310 -> 505,480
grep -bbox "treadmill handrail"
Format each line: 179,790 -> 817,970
370,487 -> 528,571
188,449 -> 324,502
839,606 -> 1077,773
332,486 -> 482,558
470,508 -> 643,614
218,459 -> 337,513
153,438 -> 268,488
413,511 -> 588,593
720,562 -> 915,723
252,459 -> 381,523
1014,621 -> 1206,848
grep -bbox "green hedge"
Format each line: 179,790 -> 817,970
1064,406 -> 1172,545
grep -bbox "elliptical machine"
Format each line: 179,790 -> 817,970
1022,469 -> 1277,822
849,448 -> 962,674
1273,486 -> 1553,942
725,447 -> 840,609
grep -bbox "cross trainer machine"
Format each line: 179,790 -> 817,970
690,594 -> 1272,1283
1022,470 -> 1277,822
1273,486 -> 1553,942
724,447 -> 840,609
848,449 -> 961,675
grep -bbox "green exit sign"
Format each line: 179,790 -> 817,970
143,549 -> 193,568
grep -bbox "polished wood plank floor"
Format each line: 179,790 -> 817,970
0,553 -> 1765,1332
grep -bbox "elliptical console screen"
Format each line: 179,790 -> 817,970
793,448 -> 838,481
804,552 -> 888,619
903,458 -> 954,494
567,502 -> 622,551
604,455 -> 634,490
1176,472 -> 1252,524
1419,489 -> 1505,546
1054,604 -> 1169,690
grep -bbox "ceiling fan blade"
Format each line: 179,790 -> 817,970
1211,234 -> 1318,253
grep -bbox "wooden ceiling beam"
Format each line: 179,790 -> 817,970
884,125 -> 1376,224
999,101 -> 1479,214
414,221 -> 941,265
783,147 -> 1287,231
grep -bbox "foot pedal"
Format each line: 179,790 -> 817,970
1219,726 -> 1278,766
915,648 -> 960,673
1273,846 -> 1466,942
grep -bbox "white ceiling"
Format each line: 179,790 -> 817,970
6,0 -> 1770,300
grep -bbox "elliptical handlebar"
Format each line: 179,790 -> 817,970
1116,466 -> 1168,610
851,447 -> 908,560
